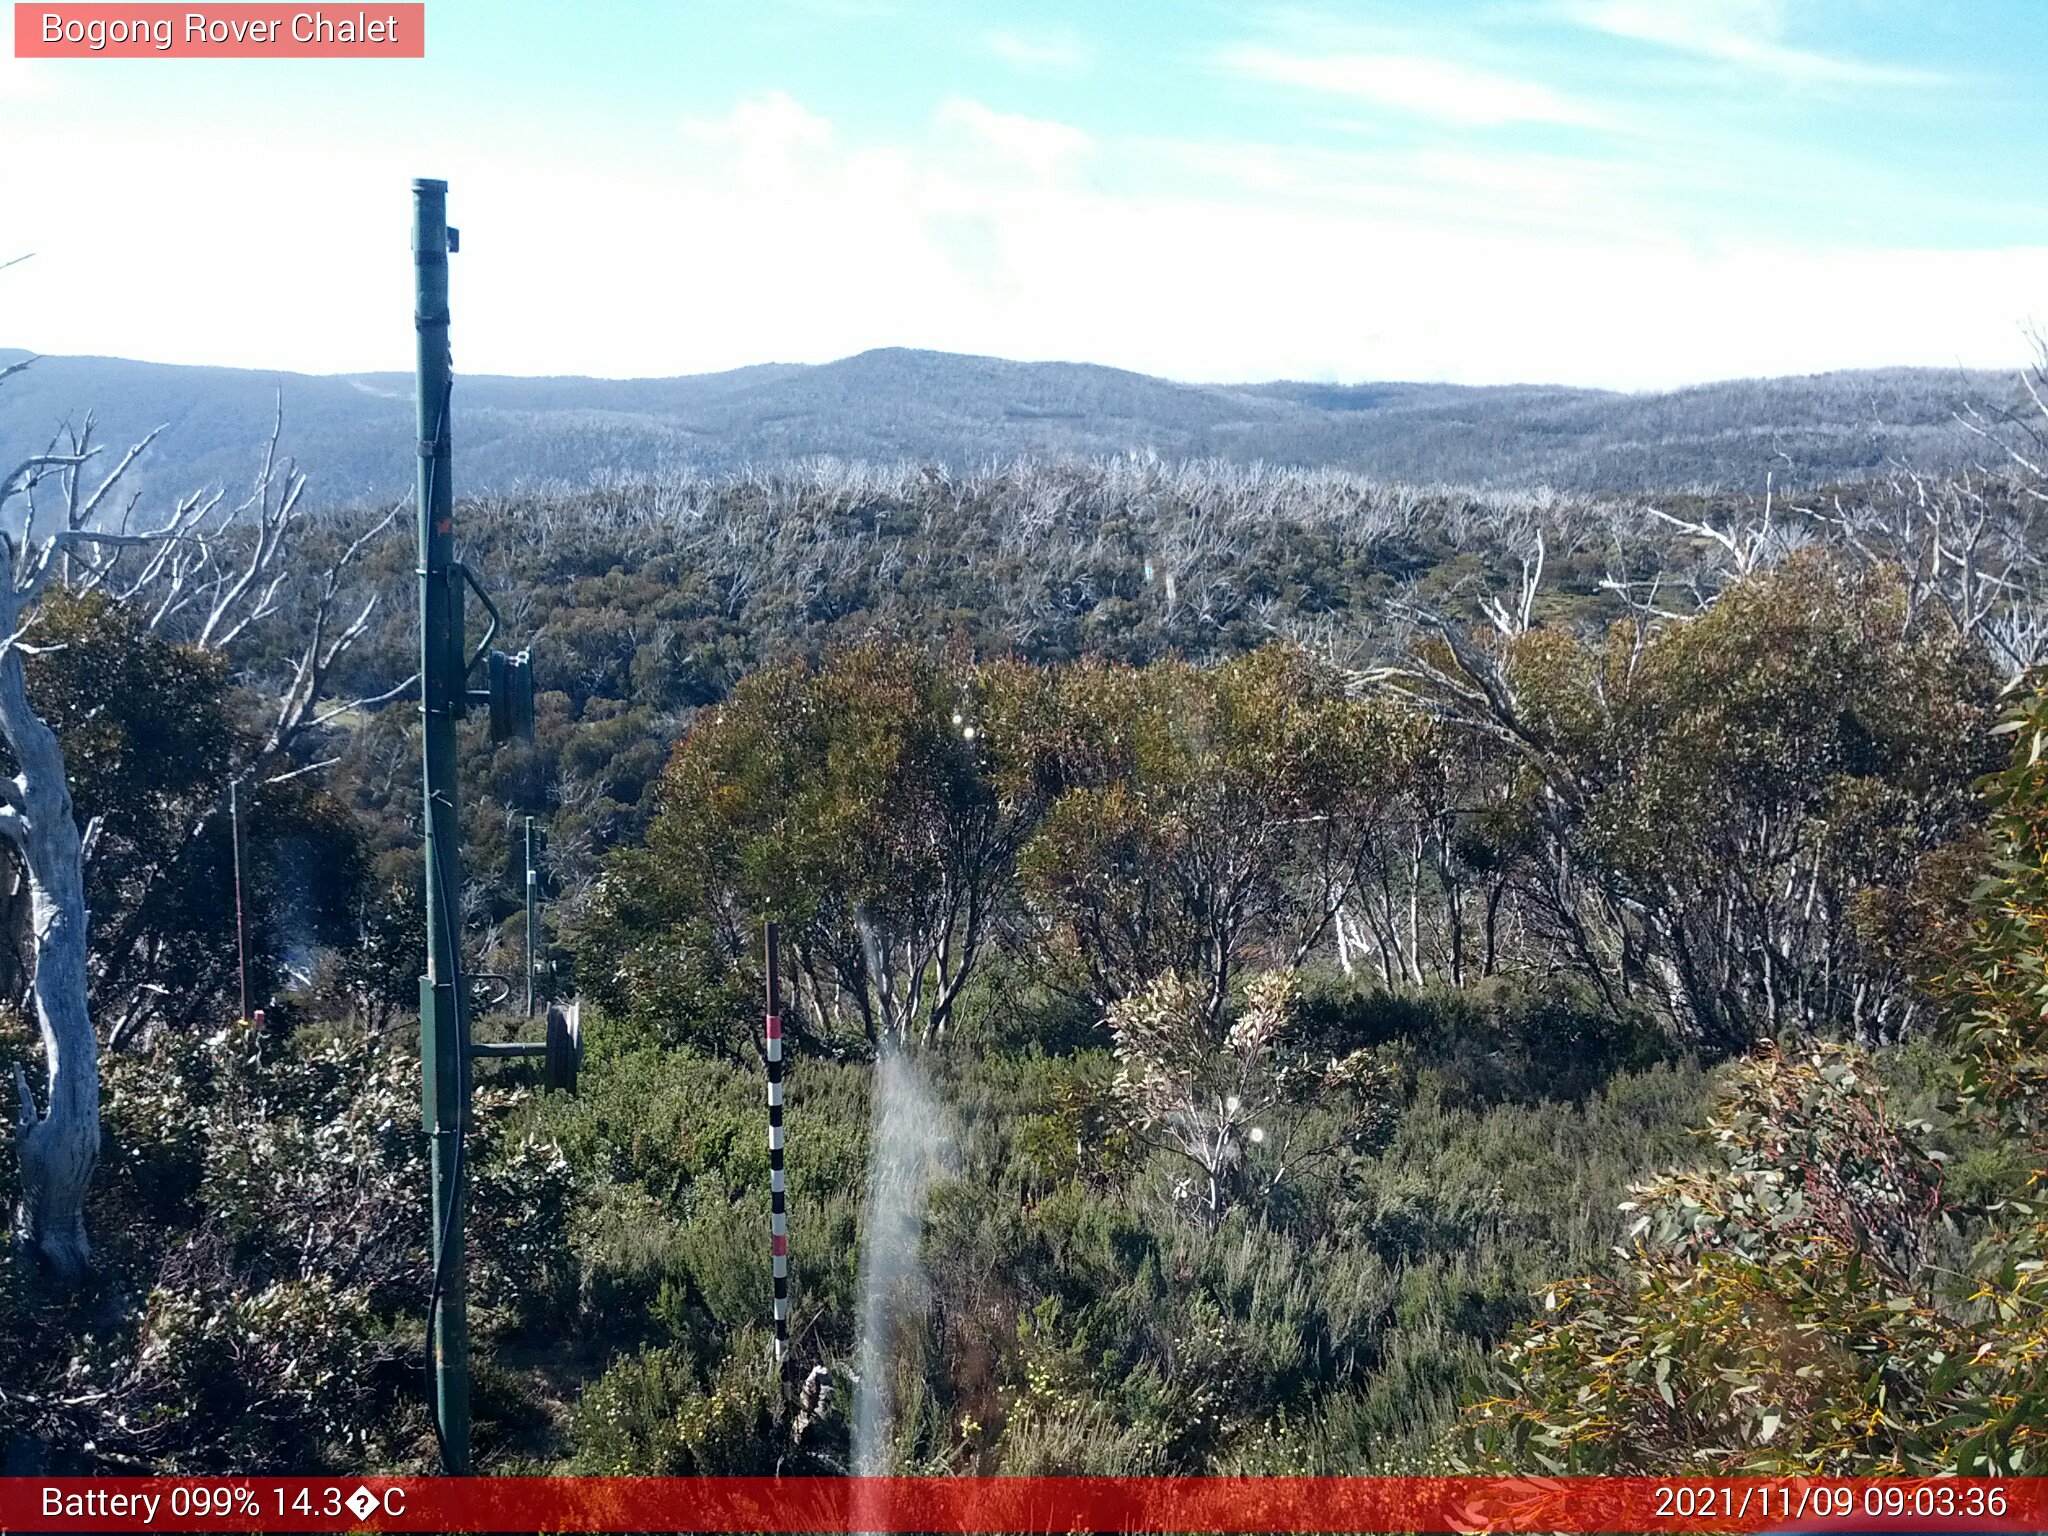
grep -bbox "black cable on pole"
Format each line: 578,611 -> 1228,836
416,373 -> 467,1476
424,826 -> 469,1475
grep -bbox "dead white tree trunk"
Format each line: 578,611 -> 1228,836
0,440 -> 114,1278
0,590 -> 95,1277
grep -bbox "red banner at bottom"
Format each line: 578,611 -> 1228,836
5,1476 -> 2043,1533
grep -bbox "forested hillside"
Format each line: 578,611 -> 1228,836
2,391 -> 2046,1475
0,346 -> 2024,505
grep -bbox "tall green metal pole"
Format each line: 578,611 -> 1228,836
524,815 -> 537,1017
413,176 -> 469,1475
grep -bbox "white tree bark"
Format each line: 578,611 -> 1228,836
0,586 -> 96,1278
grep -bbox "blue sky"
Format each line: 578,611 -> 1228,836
1,0 -> 2042,387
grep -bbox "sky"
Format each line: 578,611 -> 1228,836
1,0 -> 2043,390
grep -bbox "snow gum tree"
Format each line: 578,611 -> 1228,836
1,374 -> 398,1279
0,422 -> 152,1277
0,553 -> 96,1278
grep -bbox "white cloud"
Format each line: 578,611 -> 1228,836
0,91 -> 2035,393
986,28 -> 1090,73
0,56 -> 54,102
1151,136 -> 1650,241
1566,0 -> 1950,86
1219,45 -> 1611,129
933,97 -> 1093,179
681,89 -> 835,156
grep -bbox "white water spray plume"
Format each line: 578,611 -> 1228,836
852,1049 -> 950,1481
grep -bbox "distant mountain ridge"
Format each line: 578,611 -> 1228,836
0,345 -> 2022,507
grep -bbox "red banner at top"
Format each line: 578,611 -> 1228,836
13,4 -> 424,57
1,1476 -> 2044,1533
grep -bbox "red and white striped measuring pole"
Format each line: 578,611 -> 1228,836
765,921 -> 790,1369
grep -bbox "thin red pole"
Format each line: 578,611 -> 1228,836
230,779 -> 251,1023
